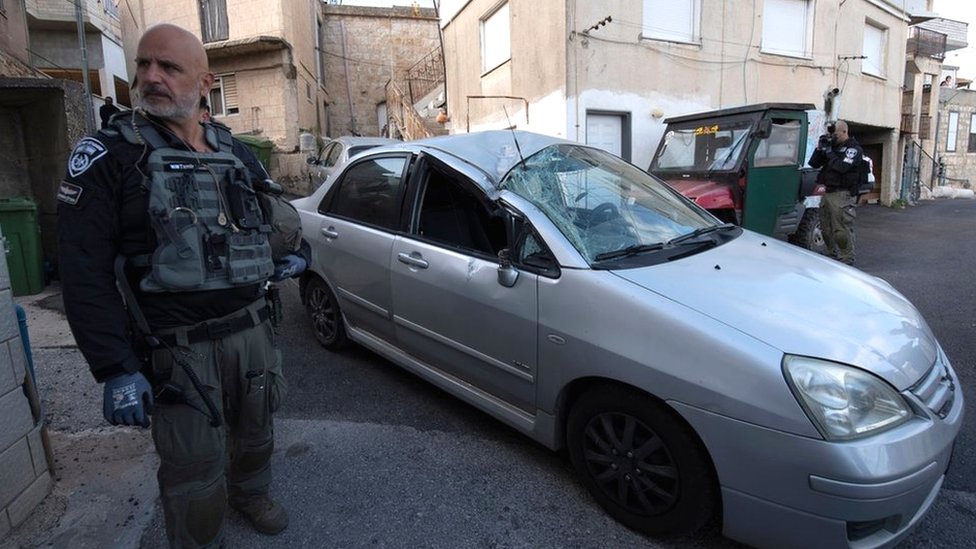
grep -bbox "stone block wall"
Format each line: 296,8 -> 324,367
0,226 -> 52,538
322,5 -> 441,138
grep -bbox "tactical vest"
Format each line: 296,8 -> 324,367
112,113 -> 274,293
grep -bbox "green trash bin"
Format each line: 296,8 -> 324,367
0,197 -> 44,296
234,134 -> 274,172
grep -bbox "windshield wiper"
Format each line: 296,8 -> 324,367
594,243 -> 666,262
667,223 -> 738,246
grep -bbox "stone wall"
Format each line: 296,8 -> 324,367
321,5 -> 440,138
937,87 -> 976,188
0,226 -> 53,537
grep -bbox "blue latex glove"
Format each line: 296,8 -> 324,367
271,253 -> 307,282
103,372 -> 153,428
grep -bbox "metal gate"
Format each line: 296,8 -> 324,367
901,141 -> 935,203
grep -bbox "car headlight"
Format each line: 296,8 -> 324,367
784,356 -> 912,440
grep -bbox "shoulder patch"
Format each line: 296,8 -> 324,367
845,148 -> 858,159
57,180 -> 84,205
68,137 -> 108,177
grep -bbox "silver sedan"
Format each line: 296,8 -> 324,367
291,131 -> 963,548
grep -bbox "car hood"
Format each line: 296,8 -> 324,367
611,231 -> 937,390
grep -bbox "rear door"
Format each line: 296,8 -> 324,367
743,112 -> 806,236
309,153 -> 411,343
390,155 -> 539,413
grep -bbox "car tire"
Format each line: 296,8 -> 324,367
567,386 -> 717,537
791,209 -> 826,255
305,276 -> 348,350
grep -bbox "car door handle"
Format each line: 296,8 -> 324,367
321,226 -> 339,239
397,252 -> 429,269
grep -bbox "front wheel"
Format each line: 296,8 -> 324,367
567,386 -> 717,537
790,208 -> 826,255
305,276 -> 348,350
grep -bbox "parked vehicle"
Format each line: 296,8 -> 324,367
306,136 -> 398,190
291,130 -> 962,548
648,103 -> 827,253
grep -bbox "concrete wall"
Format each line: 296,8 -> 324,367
0,225 -> 52,537
1,0 -> 32,68
322,5 -> 441,138
444,0 -> 909,203
0,78 -> 89,271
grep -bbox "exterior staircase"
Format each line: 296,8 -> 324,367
385,47 -> 448,141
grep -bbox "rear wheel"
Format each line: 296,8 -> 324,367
567,386 -> 717,537
791,208 -> 825,254
305,277 -> 348,350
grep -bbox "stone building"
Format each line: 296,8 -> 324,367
934,86 -> 976,188
26,0 -> 131,128
321,4 -> 441,138
2,0 -> 89,281
438,0 -> 964,206
120,0 -> 330,187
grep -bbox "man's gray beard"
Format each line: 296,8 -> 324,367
134,89 -> 199,121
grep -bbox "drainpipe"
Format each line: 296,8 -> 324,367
74,0 -> 96,134
339,21 -> 357,135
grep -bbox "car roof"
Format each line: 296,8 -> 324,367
330,136 -> 399,147
372,130 -> 574,188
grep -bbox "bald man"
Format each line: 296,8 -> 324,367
809,120 -> 863,265
58,23 -> 299,547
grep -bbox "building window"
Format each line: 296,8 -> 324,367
200,0 -> 229,43
104,0 -> 119,18
947,112 -> 959,152
761,0 -> 812,58
480,2 -> 511,74
642,0 -> 700,44
862,21 -> 886,77
969,114 -> 976,153
209,74 -> 239,116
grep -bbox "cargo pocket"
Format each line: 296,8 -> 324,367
227,232 -> 275,284
264,323 -> 286,414
150,220 -> 206,290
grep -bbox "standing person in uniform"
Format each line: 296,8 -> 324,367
99,96 -> 121,128
808,119 -> 863,265
57,23 -> 304,548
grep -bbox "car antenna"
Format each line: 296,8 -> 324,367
503,106 -> 526,165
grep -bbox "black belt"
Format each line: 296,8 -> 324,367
158,305 -> 270,347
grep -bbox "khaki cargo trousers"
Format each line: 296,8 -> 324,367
819,190 -> 856,265
149,299 -> 287,548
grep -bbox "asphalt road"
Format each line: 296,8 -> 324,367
145,200 -> 976,548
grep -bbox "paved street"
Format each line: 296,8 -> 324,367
6,199 -> 976,548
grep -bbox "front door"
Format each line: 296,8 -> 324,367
743,113 -> 807,236
391,158 -> 539,412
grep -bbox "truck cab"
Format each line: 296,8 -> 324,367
648,103 -> 825,252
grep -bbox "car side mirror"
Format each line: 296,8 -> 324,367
306,155 -> 318,165
497,248 -> 519,288
752,119 -> 772,139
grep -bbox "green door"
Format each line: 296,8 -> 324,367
741,113 -> 807,237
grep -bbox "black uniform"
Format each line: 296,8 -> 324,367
808,135 -> 863,264
57,117 -> 268,382
809,136 -> 864,195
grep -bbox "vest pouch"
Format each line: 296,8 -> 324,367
227,232 -> 274,284
148,216 -> 207,291
226,171 -> 264,230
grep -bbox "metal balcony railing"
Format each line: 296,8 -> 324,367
907,27 -> 947,61
404,47 -> 444,105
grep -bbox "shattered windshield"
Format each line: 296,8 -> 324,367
652,119 -> 753,172
501,144 -> 719,265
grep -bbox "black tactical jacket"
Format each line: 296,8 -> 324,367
58,116 -> 268,382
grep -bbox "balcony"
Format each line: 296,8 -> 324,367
907,27 -> 947,60
901,113 -> 915,134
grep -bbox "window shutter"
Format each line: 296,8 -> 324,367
762,0 -> 810,57
643,0 -> 697,43
223,74 -> 239,114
